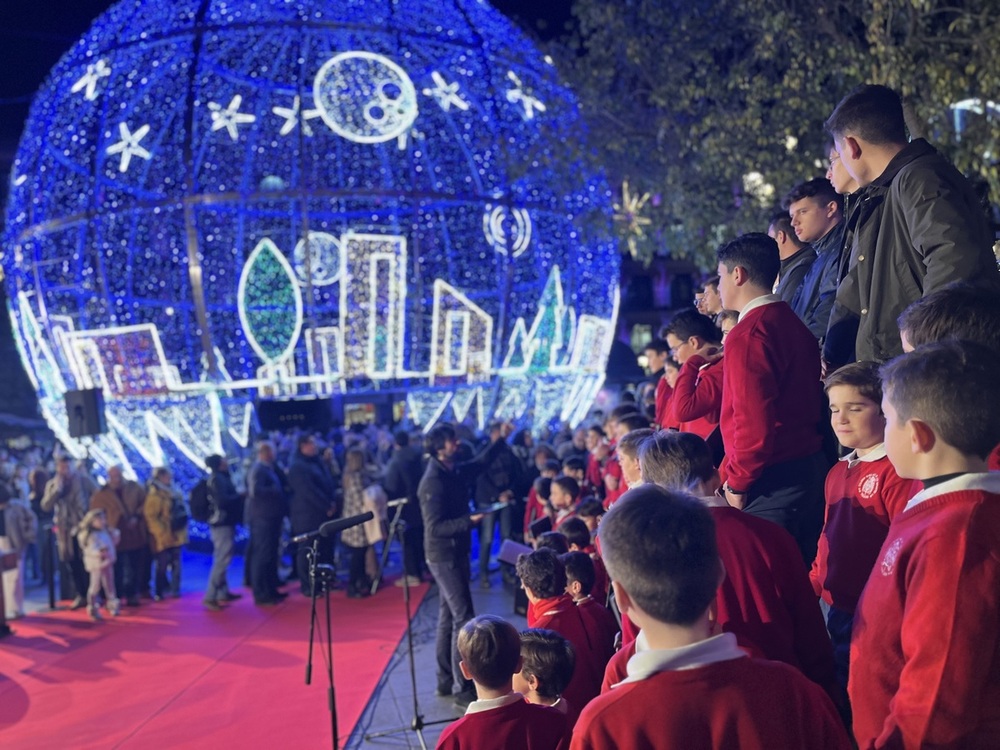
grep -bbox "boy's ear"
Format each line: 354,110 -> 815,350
612,580 -> 632,614
909,418 -> 936,454
459,660 -> 473,681
526,672 -> 540,692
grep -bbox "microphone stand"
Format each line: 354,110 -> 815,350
370,499 -> 406,595
303,537 -> 339,750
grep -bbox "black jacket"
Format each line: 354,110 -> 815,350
774,245 -> 816,305
247,461 -> 289,525
287,452 -> 337,533
383,444 -> 425,526
791,220 -> 847,340
207,470 -> 243,528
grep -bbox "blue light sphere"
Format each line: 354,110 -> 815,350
2,0 -> 619,478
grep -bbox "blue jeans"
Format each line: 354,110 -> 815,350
427,557 -> 475,693
205,526 -> 234,603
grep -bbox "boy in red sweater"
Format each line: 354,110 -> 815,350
849,340 -> 1000,749
811,362 -> 914,694
436,614 -> 567,750
614,427 -> 653,492
514,628 -> 578,728
663,308 -> 724,439
560,517 -> 610,604
572,485 -> 849,750
562,551 -> 617,662
716,232 -> 827,563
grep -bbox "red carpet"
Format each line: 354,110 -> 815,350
0,584 -> 428,749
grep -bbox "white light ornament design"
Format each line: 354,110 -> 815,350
612,179 -> 652,261
293,231 -> 342,286
422,71 -> 469,112
483,205 -> 532,258
506,71 -> 546,120
71,59 -> 111,101
237,238 -> 304,365
105,122 -> 153,173
209,95 -> 257,141
313,52 -> 418,144
272,96 -> 323,137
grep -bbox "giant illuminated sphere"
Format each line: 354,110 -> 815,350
2,0 -> 619,478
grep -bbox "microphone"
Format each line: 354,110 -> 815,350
292,511 -> 374,544
387,497 -> 408,508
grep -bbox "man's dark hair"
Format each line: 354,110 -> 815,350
716,233 -> 781,290
516,547 -> 567,598
543,458 -> 562,474
783,177 -> 844,213
618,413 -> 651,434
424,423 -> 456,456
881,340 -> 1000,460
558,517 -> 591,549
824,361 -> 883,405
519,628 -> 575,699
393,430 -> 410,448
643,339 -> 671,356
609,404 -> 640,422
457,615 -> 522,690
533,476 -> 552,501
205,454 -> 224,471
767,210 -> 803,248
703,274 -> 720,292
535,531 -> 570,555
897,282 -> 1000,352
637,431 -> 715,492
825,84 -> 907,145
599,485 -> 721,626
561,551 -> 596,596
664,308 -> 723,346
576,498 -> 604,520
562,456 -> 586,473
296,434 -> 314,449
533,444 -> 558,461
586,424 -> 606,439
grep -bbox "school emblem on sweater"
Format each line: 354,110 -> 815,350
859,472 -> 880,500
881,537 -> 903,576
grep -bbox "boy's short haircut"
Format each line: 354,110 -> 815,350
535,531 -> 570,555
783,177 -> 844,213
825,84 -> 907,145
587,424 -> 606,439
562,456 -> 586,473
703,274 -> 720,291
561,551 -> 597,595
558,517 -> 591,549
519,628 -> 576,699
824,361 -> 883,405
644,339 -> 671,356
551,475 -> 580,500
618,413 -> 651,434
576,498 -> 604,520
768,210 -> 799,243
716,233 -> 781,291
715,309 -> 739,328
543,458 -> 562,474
598,484 -> 721,626
881,340 -> 1000,459
516,547 -> 568,598
617,428 -> 655,460
897,281 -> 1000,352
457,614 -> 522,690
609,403 -> 640,422
637,430 -> 715,492
533,476 -> 552,501
664,308 -> 724,345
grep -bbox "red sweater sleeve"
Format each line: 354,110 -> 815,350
672,356 -> 723,422
654,377 -> 674,429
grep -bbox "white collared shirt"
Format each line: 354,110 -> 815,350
841,443 -> 887,469
616,632 -> 745,686
904,472 -> 1000,513
737,293 -> 781,322
465,691 -> 526,715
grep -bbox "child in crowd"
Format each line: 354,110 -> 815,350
0,483 -> 38,620
436,615 -> 567,750
524,475 -> 555,540
562,551 -> 617,664
517,548 -> 608,713
549,476 -> 580,530
514,628 -> 577,726
76,508 -> 121,620
664,309 -> 725,439
535,531 -> 569,555
572,485 -> 849,750
575,500 -> 603,540
559,518 -> 609,604
583,427 -> 607,501
811,362 -> 914,693
716,309 -> 739,342
560,457 -> 589,497
614,428 -> 653,490
850,341 -> 1000,748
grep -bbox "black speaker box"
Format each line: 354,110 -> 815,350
257,397 -> 332,432
64,388 -> 107,438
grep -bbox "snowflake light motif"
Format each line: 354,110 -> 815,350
506,71 -> 546,120
272,96 -> 322,137
209,94 -> 256,141
71,59 -> 111,100
422,71 -> 469,112
105,122 -> 152,173
612,180 -> 653,261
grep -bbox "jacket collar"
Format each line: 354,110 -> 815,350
617,632 -> 745,686
904,472 -> 1000,512
871,138 -> 937,188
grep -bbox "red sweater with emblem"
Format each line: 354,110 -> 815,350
436,697 -> 568,750
720,300 -> 823,492
809,451 -> 915,613
672,355 -> 724,439
850,475 -> 1000,749
654,376 -> 673,429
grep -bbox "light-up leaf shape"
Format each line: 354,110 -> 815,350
237,238 -> 303,364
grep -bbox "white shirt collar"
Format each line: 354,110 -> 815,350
737,294 -> 780,322
904,472 -> 1000,512
616,632 -> 745,686
840,443 -> 887,468
465,691 -> 526,715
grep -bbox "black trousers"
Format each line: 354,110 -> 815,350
250,520 -> 282,602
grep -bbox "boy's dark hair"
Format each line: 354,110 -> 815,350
703,274 -> 720,291
535,531 -> 570,555
618,413 -> 651,435
587,424 -> 606,439
643,339 -> 671,356
637,431 -> 715,492
664,309 -> 723,346
617,428 -> 654,460
609,403 -> 640,422
576,498 -> 604,520
519,628 -> 576,699
551,474 -> 579,500
881,340 -> 1000,460
716,233 -> 781,291
897,282 -> 1000,352
424,423 -> 456,456
825,84 -> 907,145
558,517 -> 591,549
562,456 -> 586,473
715,309 -> 739,328
824,361 -> 883,405
561,551 -> 596,596
457,615 -> 522,690
543,458 -> 562,474
516,547 -> 567,598
533,476 -> 552,501
767,210 -> 802,246
599,485 -> 721,626
783,177 -> 844,213
533,444 -> 558,461
393,430 -> 409,447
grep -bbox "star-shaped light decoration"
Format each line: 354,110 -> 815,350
71,59 -> 112,101
105,122 -> 152,173
271,96 -> 322,137
208,95 -> 256,141
422,71 -> 469,112
505,71 -> 546,120
612,179 -> 653,263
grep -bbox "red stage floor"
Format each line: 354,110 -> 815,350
0,584 -> 428,749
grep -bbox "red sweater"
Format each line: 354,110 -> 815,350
574,656 -> 850,750
672,355 -> 724,439
990,443 -> 1000,470
524,486 -> 549,537
654,376 -> 673,429
600,453 -> 626,509
850,474 -> 1000,749
436,696 -> 568,750
809,450 -> 915,613
528,594 -> 608,712
720,299 -> 823,492
576,597 -> 618,667
580,545 -> 609,604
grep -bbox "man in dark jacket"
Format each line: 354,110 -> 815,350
473,422 -> 517,588
768,210 -> 816,305
418,422 -> 508,708
382,430 -> 426,586
287,434 -> 338,596
248,441 -> 289,605
825,84 -> 1000,364
203,454 -> 243,611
